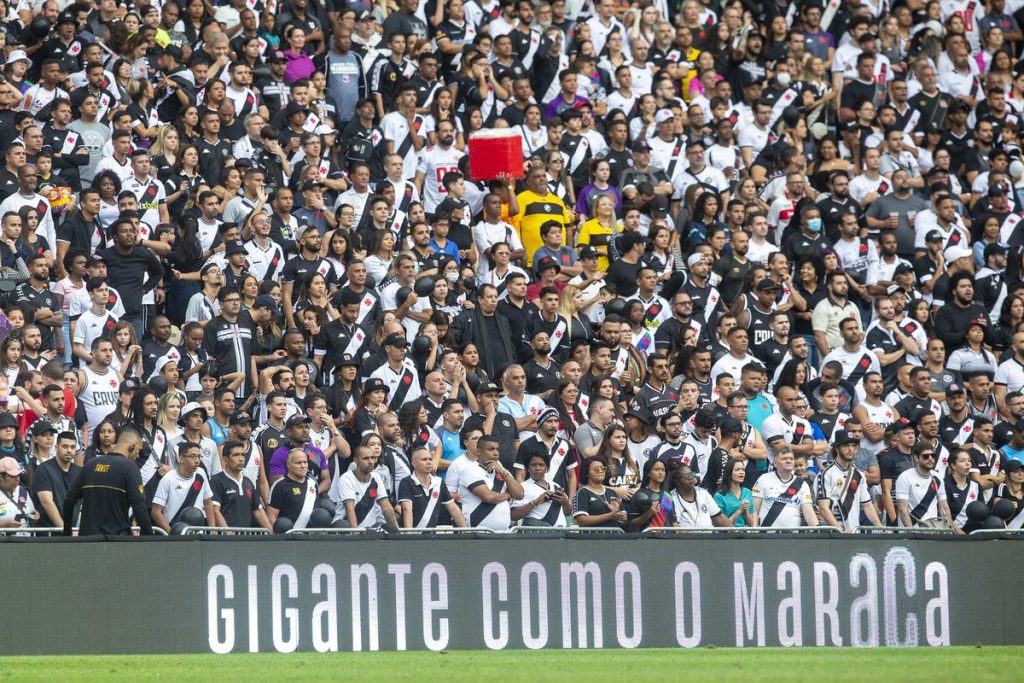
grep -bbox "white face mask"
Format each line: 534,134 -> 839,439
776,71 -> 791,87
445,271 -> 459,283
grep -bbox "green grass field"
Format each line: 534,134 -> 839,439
2,647 -> 1020,682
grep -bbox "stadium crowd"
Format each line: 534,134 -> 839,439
0,0 -> 1020,537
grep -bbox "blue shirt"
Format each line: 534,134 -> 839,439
428,238 -> 460,263
1001,444 -> 1024,465
439,427 -> 465,462
714,488 -> 755,527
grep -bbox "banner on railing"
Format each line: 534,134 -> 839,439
1,535 -> 1021,655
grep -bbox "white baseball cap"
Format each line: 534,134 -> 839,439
943,245 -> 971,262
655,109 -> 675,124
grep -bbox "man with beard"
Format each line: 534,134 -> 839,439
711,229 -> 752,306
933,272 -> 989,355
878,417 -> 917,525
523,330 -> 558,400
852,371 -> 900,456
681,252 -> 722,325
280,226 -> 335,329
993,391 -> 1024,448
821,318 -> 881,391
939,383 -> 976,449
513,406 -> 577,501
686,347 -> 714,404
894,367 -> 943,422
525,286 -> 572,364
873,233 -> 913,288
733,278 -> 778,348
815,429 -> 884,530
649,412 -> 697,472
974,243 -> 1007,313
815,171 -> 859,243
865,295 -> 921,392
811,271 -> 861,356
753,312 -> 790,370
317,289 -> 371,383
630,352 -> 678,422
655,291 -> 708,355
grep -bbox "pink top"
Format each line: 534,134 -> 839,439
284,50 -> 315,84
53,276 -> 84,315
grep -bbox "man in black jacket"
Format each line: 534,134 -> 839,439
450,284 -> 514,380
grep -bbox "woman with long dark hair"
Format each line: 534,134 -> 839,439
166,215 -> 205,325
626,459 -> 675,530
595,423 -> 640,491
175,105 -> 201,145
907,298 -> 935,339
686,191 -> 723,250
18,205 -> 51,268
993,295 -> 1024,352
572,457 -> 628,529
944,449 -> 980,535
397,399 -> 440,470
714,457 -> 757,527
164,144 -> 203,219
553,379 -> 585,445
175,0 -> 211,44
774,358 -> 811,397
81,417 -> 119,467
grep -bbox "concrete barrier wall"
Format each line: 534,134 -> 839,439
3,534 -> 1021,654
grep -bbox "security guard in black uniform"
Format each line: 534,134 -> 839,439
62,426 -> 154,536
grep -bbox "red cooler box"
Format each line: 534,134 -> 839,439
468,129 -> 525,182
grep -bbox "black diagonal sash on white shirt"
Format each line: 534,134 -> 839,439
388,367 -> 415,410
761,478 -> 806,527
837,468 -> 864,522
567,137 -> 590,174
909,475 -> 941,523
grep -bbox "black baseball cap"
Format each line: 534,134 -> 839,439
383,333 -> 409,348
230,411 -> 256,425
285,414 -> 312,428
834,429 -> 858,446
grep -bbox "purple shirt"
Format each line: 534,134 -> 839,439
284,50 -> 316,84
270,444 -> 328,478
544,95 -> 589,121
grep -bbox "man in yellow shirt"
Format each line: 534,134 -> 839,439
516,166 -> 577,267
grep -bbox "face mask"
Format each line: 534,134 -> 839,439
807,217 -> 822,233
445,271 -> 459,283
776,71 -> 791,87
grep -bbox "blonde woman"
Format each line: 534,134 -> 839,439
150,126 -> 180,180
577,195 -> 617,271
558,284 -> 594,346
156,393 -> 183,444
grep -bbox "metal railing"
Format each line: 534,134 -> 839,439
642,526 -> 841,535
969,528 -> 1024,536
0,526 -> 168,536
286,526 -> 495,535
179,526 -> 271,536
512,525 -> 624,534
853,526 -> 954,534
